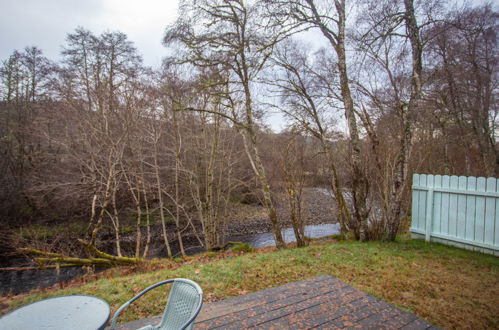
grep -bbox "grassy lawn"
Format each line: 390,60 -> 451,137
2,238 -> 498,329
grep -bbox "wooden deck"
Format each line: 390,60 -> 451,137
117,275 -> 437,329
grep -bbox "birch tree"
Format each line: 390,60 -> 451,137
164,0 -> 287,248
267,40 -> 353,237
353,0 -> 434,240
267,0 -> 370,240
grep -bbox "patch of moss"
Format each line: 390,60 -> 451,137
205,251 -> 217,258
229,242 -> 253,253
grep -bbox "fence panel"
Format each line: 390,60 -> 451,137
411,174 -> 499,256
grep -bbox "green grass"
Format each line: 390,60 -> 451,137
2,238 -> 498,329
17,215 -> 173,239
18,222 -> 89,239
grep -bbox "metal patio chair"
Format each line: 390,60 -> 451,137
110,278 -> 203,330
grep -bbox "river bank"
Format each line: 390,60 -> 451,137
226,187 -> 336,235
1,187 -> 338,295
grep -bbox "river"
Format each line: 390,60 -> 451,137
230,223 -> 341,248
0,222 -> 340,296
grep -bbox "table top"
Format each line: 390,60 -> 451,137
0,295 -> 110,330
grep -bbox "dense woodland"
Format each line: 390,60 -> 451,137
0,0 -> 497,266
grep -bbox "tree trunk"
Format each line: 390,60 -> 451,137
386,0 -> 423,241
173,111 -> 186,257
153,137 -> 173,258
240,75 -> 285,248
242,130 -> 285,249
305,0 -> 369,240
142,185 -> 151,258
323,142 -> 352,237
333,0 -> 369,241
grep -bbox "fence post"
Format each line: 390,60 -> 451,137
425,175 -> 434,242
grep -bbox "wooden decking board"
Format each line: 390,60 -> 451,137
116,275 -> 437,329
255,295 -> 372,330
203,286 -> 362,329
198,278 -> 356,328
318,299 -> 405,329
355,307 -> 406,328
203,274 -> 332,311
400,318 -> 436,330
197,275 -> 336,323
246,290 -> 369,329
300,296 -> 385,329
373,310 -> 418,329
288,295 -> 381,329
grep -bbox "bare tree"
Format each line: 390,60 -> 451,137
277,130 -> 309,247
267,40 -> 353,237
164,0 -> 288,248
425,4 -> 498,176
352,0 -> 440,240
266,0 -> 370,240
147,113 -> 173,258
187,81 -> 242,250
0,47 -> 53,226
56,28 -> 144,258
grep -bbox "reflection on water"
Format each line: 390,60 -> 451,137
229,223 -> 341,248
0,266 -> 89,296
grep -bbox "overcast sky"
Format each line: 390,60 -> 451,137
0,0 -> 179,68
0,0 -> 292,130
0,0 -> 300,130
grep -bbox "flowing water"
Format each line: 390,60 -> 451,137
230,223 -> 341,248
0,222 -> 340,296
0,265 -> 90,296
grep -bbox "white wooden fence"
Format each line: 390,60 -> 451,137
411,174 -> 499,255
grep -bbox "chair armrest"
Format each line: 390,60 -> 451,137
109,279 -> 176,329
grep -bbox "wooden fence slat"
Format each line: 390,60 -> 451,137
441,175 -> 451,235
425,175 -> 435,240
465,177 -> 477,241
433,175 -> 442,234
448,176 -> 459,237
475,177 -> 486,243
418,174 -> 428,231
484,178 -> 496,245
496,180 -> 499,246
457,176 -> 467,238
412,174 -> 420,231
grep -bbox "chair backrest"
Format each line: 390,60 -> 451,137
158,278 -> 203,330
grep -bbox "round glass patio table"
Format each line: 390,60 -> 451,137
0,295 -> 110,330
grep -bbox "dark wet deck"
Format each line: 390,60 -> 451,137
117,275 -> 437,329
